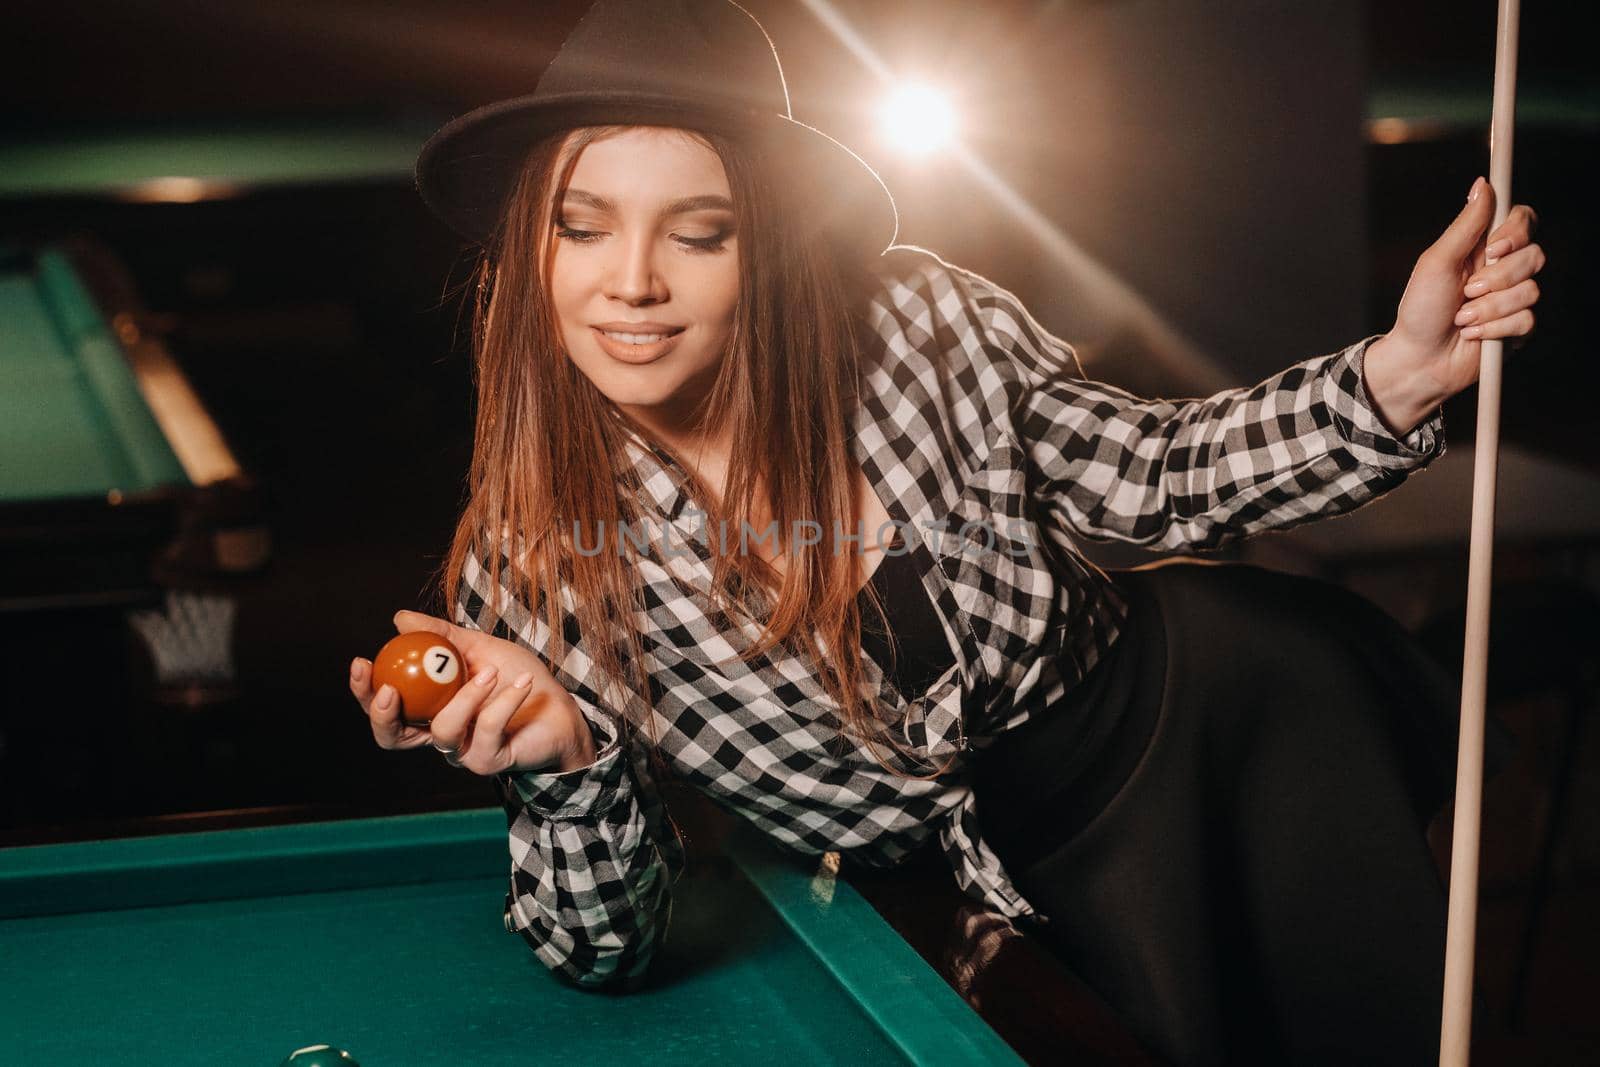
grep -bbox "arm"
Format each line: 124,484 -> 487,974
489,700 -> 681,991
452,551 -> 684,991
903,174 -> 1543,554
1013,334 -> 1444,551
945,260 -> 1444,551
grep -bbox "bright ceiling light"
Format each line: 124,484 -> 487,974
879,83 -> 957,158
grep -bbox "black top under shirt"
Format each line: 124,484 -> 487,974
855,533 -> 1150,866
856,534 -> 956,699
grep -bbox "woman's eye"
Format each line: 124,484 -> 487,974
555,225 -> 604,244
553,223 -> 731,252
674,230 -> 732,253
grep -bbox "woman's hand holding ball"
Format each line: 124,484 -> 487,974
349,610 -> 597,775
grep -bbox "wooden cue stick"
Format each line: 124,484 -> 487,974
1439,1 -> 1520,1063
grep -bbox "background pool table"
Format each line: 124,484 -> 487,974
0,240 -> 265,610
0,806 -> 1023,1066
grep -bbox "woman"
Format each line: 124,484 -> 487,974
348,2 -> 1541,1063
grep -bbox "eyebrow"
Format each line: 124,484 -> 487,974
559,189 -> 735,216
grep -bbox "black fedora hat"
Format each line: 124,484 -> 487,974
414,0 -> 899,261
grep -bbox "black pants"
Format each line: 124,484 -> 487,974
974,561 -> 1513,1067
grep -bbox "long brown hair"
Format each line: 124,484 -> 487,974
438,123 -> 935,775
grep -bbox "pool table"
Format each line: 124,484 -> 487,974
0,240 -> 266,611
0,120 -> 434,202
0,807 -> 1023,1065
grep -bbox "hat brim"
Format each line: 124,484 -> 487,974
414,92 -> 899,262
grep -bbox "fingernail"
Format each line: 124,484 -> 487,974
474,665 -> 498,687
1468,177 -> 1483,203
1486,239 -> 1509,259
1455,307 -> 1478,325
375,684 -> 394,709
511,672 -> 534,689
1464,279 -> 1489,296
350,659 -> 365,679
1462,324 -> 1484,339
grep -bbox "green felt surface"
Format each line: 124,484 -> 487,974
0,809 -> 1023,1066
0,248 -> 186,500
0,121 -> 437,198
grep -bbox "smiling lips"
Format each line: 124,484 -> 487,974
591,322 -> 687,363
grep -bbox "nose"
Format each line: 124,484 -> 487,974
603,230 -> 669,306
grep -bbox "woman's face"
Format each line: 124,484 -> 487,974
547,126 -> 740,433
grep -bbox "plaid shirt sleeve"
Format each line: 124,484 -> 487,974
944,260 -> 1447,551
454,551 -> 682,991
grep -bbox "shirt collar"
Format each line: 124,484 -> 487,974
608,405 -> 693,522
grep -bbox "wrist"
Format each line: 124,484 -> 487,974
1363,334 -> 1445,437
556,720 -> 599,773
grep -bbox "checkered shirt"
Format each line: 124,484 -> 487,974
454,244 -> 1446,988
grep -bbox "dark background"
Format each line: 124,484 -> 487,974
1,2 -> 1595,1061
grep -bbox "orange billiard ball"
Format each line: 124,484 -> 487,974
371,632 -> 466,724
